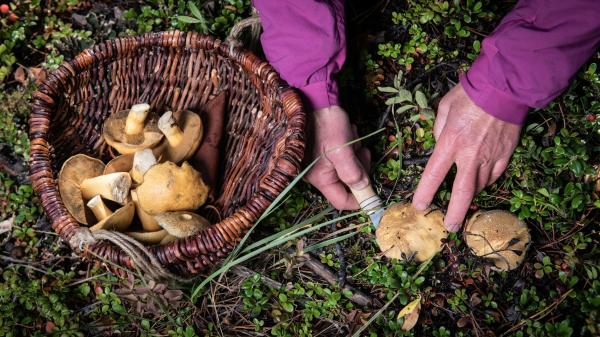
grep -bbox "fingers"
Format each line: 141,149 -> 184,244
445,164 -> 478,232
317,180 -> 360,210
357,147 -> 371,172
433,95 -> 451,141
490,158 -> 509,184
327,146 -> 370,190
412,135 -> 455,211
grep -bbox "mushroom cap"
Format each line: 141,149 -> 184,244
102,109 -> 163,155
89,201 -> 135,232
104,154 -> 134,175
375,203 -> 447,262
125,229 -> 168,244
155,110 -> 203,164
464,210 -> 530,271
58,154 -> 105,224
136,161 -> 209,215
159,234 -> 177,245
154,211 -> 210,238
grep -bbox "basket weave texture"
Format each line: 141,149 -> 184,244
29,30 -> 305,276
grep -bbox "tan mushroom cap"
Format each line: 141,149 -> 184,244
159,234 -> 177,245
154,211 -> 210,238
104,154 -> 133,175
136,161 -> 209,215
125,229 -> 168,244
58,154 -> 105,224
102,106 -> 163,155
464,210 -> 530,271
376,203 -> 447,262
155,110 -> 203,164
89,201 -> 135,232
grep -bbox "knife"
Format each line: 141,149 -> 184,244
350,183 -> 385,228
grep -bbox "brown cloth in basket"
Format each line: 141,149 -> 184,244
191,90 -> 228,201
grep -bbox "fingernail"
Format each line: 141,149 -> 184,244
414,202 -> 428,211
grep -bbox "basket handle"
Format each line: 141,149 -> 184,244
226,8 -> 262,51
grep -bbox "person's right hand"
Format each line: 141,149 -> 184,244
305,105 -> 371,210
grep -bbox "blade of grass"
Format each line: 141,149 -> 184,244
303,230 -> 359,254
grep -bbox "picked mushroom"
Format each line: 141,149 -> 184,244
87,196 -> 135,232
125,229 -> 169,245
103,103 -> 164,154
375,203 -> 447,262
58,154 -> 106,224
131,190 -> 161,232
155,110 -> 203,164
136,161 -> 209,215
103,149 -> 157,185
464,210 -> 530,271
154,211 -> 210,238
80,172 -> 131,205
160,234 -> 177,245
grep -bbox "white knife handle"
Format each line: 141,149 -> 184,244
350,183 -> 383,214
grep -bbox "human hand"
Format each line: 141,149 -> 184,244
412,83 -> 522,232
305,105 -> 371,210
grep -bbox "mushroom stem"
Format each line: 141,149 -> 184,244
80,172 -> 132,204
130,149 -> 157,184
86,195 -> 113,221
158,111 -> 184,147
131,190 -> 161,231
125,103 -> 151,136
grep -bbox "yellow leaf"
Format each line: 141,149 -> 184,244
398,295 -> 421,331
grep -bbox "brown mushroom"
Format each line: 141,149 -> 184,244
375,203 -> 447,262
104,154 -> 133,175
154,211 -> 210,238
88,199 -> 135,232
80,172 -> 131,205
125,229 -> 169,244
103,103 -> 163,155
58,154 -> 105,224
131,190 -> 161,232
464,210 -> 531,271
155,110 -> 203,164
159,234 -> 177,245
136,161 -> 209,215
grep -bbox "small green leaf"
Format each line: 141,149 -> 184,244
177,15 -> 202,24
396,104 -> 416,114
415,91 -> 428,109
378,86 -> 399,93
188,1 -> 203,19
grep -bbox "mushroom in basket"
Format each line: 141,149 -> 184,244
102,103 -> 164,155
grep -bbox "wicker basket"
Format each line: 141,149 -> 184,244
29,30 -> 305,277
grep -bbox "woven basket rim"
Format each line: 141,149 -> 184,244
29,30 -> 306,275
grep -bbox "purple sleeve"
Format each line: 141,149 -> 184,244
253,0 -> 346,111
460,0 -> 600,124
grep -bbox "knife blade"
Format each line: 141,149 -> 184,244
350,184 -> 385,228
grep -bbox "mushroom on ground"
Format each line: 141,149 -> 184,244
154,211 -> 210,238
125,229 -> 169,244
464,210 -> 530,271
155,110 -> 203,164
131,190 -> 161,232
58,154 -> 106,224
80,172 -> 131,205
87,196 -> 135,232
375,203 -> 447,262
103,103 -> 163,154
136,161 -> 209,215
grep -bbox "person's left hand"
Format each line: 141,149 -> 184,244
412,83 -> 522,231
